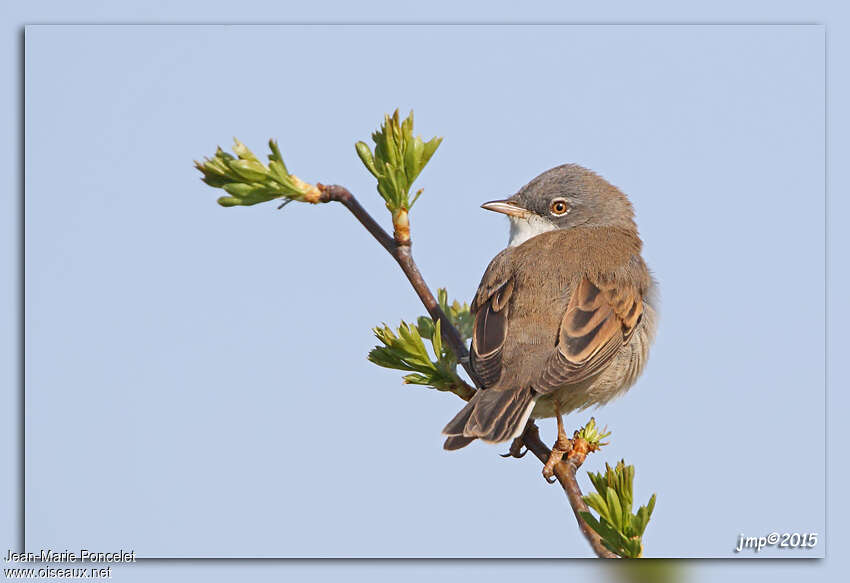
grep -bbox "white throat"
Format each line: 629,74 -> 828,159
507,215 -> 557,247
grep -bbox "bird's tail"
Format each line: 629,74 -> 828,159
442,386 -> 535,450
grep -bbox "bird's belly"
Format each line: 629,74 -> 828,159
530,380 -> 597,419
529,371 -> 634,419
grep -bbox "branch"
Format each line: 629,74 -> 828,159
319,183 -> 615,558
320,184 -> 473,383
520,423 -> 619,558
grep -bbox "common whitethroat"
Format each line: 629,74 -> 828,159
442,164 -> 657,480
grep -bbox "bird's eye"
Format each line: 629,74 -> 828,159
549,198 -> 569,216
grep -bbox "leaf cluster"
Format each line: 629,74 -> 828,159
195,138 -> 321,207
580,460 -> 656,558
367,289 -> 472,397
436,288 -> 473,343
575,417 -> 611,449
355,110 -> 442,213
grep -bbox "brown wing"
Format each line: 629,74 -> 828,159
469,248 -> 516,388
536,276 -> 644,392
470,278 -> 514,388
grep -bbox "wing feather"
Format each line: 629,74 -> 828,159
535,276 -> 644,392
470,278 -> 513,388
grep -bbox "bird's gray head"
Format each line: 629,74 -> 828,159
482,164 -> 636,247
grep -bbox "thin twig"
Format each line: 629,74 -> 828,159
318,183 -> 614,558
321,184 -> 473,382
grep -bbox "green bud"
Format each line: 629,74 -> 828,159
216,196 -> 240,207
355,109 -> 442,215
355,141 -> 379,178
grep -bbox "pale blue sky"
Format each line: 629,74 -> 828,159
4,2 -> 848,582
23,22 -> 824,558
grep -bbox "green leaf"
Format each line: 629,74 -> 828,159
267,139 -> 286,164
416,316 -> 435,339
397,324 -> 429,364
403,373 -> 433,385
403,133 -> 419,184
579,511 -> 601,533
634,506 -> 649,536
584,491 -> 609,522
607,486 -> 623,532
215,146 -> 235,161
232,138 -> 259,161
432,319 -> 444,359
421,136 -> 442,168
199,173 -> 233,188
367,346 -> 406,369
435,287 -> 473,343
410,188 -> 424,207
222,182 -> 261,197
580,512 -> 621,549
437,288 -> 448,306
267,161 -> 287,184
197,157 -> 229,178
229,159 -> 269,182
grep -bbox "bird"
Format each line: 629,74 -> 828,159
442,164 -> 657,480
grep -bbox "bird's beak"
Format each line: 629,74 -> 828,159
480,199 -> 531,218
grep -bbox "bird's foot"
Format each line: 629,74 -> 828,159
499,436 -> 528,459
542,433 -> 573,483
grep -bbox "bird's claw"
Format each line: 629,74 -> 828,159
499,437 -> 528,459
541,452 -> 562,482
541,440 -> 572,483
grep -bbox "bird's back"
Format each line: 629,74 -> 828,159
473,226 -> 650,393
